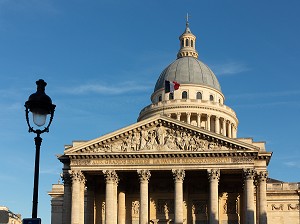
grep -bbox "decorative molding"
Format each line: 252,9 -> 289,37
243,168 -> 256,180
271,204 -> 283,211
137,169 -> 151,182
69,170 -> 85,184
172,169 -> 185,182
102,170 -> 118,184
208,169 -> 220,181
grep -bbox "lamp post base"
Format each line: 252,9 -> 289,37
23,218 -> 41,224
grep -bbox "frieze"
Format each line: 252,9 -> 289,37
70,157 -> 235,166
80,124 -> 234,153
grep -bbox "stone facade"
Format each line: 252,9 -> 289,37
49,21 -> 299,224
0,206 -> 22,224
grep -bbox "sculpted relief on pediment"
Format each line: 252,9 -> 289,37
80,123 -> 233,154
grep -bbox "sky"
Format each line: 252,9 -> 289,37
0,0 -> 299,223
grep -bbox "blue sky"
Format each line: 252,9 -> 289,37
0,0 -> 299,223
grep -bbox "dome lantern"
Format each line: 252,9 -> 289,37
177,16 -> 198,59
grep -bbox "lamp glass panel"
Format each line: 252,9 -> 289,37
32,113 -> 47,127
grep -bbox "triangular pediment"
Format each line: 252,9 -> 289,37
64,115 -> 261,156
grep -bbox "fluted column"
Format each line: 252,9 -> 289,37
208,169 -> 220,224
197,113 -> 201,127
176,112 -> 181,121
138,170 -> 151,224
215,116 -> 220,134
244,168 -> 256,224
187,112 -> 191,124
258,171 -> 268,224
62,169 -> 72,224
70,170 -> 86,224
103,170 -> 118,224
118,189 -> 126,224
172,169 -> 185,224
223,119 -> 227,137
207,114 -> 211,131
228,122 -> 232,138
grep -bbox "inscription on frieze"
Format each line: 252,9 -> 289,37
71,157 -> 234,166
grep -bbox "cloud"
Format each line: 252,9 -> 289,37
284,161 -> 300,168
212,61 -> 250,76
228,90 -> 300,100
61,81 -> 152,95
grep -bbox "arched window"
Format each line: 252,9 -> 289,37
196,92 -> 202,99
181,39 -> 184,47
158,95 -> 162,102
191,40 -> 194,47
182,91 -> 188,99
185,39 -> 189,47
169,92 -> 174,100
209,95 -> 214,101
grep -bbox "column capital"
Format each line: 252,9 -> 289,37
207,114 -> 211,118
172,169 -> 185,182
243,168 -> 256,180
103,170 -> 119,184
258,171 -> 268,182
69,170 -> 86,184
137,169 -> 151,183
186,112 -> 191,116
62,171 -> 71,185
197,113 -> 202,116
215,115 -> 220,120
207,169 -> 220,181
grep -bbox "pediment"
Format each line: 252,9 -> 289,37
64,115 -> 260,155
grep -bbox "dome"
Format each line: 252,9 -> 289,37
154,56 -> 221,92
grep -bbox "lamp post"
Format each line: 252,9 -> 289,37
24,79 -> 56,222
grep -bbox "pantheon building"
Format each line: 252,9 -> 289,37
49,21 -> 299,224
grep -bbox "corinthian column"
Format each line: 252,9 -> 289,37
62,169 -> 72,224
187,112 -> 191,124
208,169 -> 220,224
103,170 -> 118,224
172,169 -> 185,224
137,170 -> 151,224
70,170 -> 86,224
258,171 -> 268,224
215,116 -> 220,134
207,115 -> 211,131
243,168 -> 256,224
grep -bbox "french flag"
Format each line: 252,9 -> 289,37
165,80 -> 180,93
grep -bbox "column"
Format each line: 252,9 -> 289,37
208,169 -> 220,224
197,113 -> 201,127
207,114 -> 211,131
176,112 -> 181,121
118,189 -> 126,224
172,169 -> 185,224
138,170 -> 151,224
103,170 -> 118,224
215,116 -> 220,134
258,171 -> 268,224
85,180 -> 95,224
228,122 -> 232,138
62,168 -> 72,224
187,112 -> 191,124
223,119 -> 227,137
232,125 -> 237,138
70,170 -> 86,224
243,168 -> 256,224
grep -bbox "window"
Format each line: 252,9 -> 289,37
196,92 -> 202,99
209,95 -> 214,101
182,91 -> 188,99
181,39 -> 184,47
191,40 -> 194,47
185,39 -> 189,47
158,95 -> 162,102
169,92 -> 174,100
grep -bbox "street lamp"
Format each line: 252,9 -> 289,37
24,79 -> 56,222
